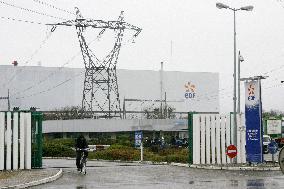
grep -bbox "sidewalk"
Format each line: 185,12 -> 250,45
0,168 -> 62,189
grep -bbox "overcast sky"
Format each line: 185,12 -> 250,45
0,0 -> 284,113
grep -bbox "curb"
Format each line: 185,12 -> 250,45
171,163 -> 280,171
43,157 -> 169,165
1,169 -> 63,189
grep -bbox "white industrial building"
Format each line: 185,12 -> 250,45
0,65 -> 219,114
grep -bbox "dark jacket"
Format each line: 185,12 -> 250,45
75,135 -> 88,149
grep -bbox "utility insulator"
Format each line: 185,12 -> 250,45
30,107 -> 37,111
12,61 -> 18,66
13,107 -> 20,111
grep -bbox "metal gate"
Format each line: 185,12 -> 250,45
0,111 -> 42,170
188,113 -> 246,165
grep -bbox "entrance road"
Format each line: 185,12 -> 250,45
32,159 -> 284,189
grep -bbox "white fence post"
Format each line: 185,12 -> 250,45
230,114 -> 234,149
240,114 -> 246,163
0,112 -> 4,170
6,112 -> 12,170
20,112 -> 25,169
13,112 -> 19,170
221,115 -> 226,164
211,115 -> 216,164
236,114 -> 241,163
200,115 -> 206,164
216,114 -> 221,164
205,115 -> 211,164
25,113 -> 32,169
226,114 -> 231,163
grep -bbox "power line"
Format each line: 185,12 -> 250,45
32,0 -> 75,16
0,15 -> 45,25
0,0 -> 67,21
15,70 -> 85,99
263,64 -> 284,76
11,51 -> 80,97
11,31 -> 106,96
263,82 -> 284,90
2,27 -> 54,88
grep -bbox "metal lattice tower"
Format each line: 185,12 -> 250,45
49,8 -> 141,118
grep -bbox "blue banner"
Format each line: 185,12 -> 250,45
245,80 -> 263,163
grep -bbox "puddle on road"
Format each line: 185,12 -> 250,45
76,186 -> 87,189
188,181 -> 194,184
230,179 -> 266,189
246,179 -> 265,189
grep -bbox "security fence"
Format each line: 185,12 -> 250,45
188,113 -> 246,165
0,111 -> 42,170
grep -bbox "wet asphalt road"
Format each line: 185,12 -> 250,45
31,159 -> 284,189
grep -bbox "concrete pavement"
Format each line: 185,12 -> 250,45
0,168 -> 62,189
32,159 -> 284,189
0,155 -> 283,189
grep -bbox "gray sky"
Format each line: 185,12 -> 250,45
0,0 -> 284,113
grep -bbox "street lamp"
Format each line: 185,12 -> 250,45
238,51 -> 244,114
216,2 -> 253,148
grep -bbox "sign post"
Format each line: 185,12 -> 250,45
135,131 -> 143,161
268,141 -> 278,163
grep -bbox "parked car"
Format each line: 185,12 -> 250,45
263,135 -> 271,154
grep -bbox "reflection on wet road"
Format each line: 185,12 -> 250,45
31,159 -> 284,189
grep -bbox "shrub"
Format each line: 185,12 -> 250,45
90,146 -> 140,161
43,139 -> 75,157
42,138 -> 189,163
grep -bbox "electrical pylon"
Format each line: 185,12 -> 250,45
48,8 -> 141,118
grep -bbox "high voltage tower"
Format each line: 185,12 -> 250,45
49,7 -> 141,118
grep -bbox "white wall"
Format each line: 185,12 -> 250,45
43,119 -> 188,133
0,66 -> 219,112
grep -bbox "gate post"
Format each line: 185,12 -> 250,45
188,112 -> 194,164
31,111 -> 43,168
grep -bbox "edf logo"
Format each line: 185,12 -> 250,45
247,84 -> 255,101
184,82 -> 196,99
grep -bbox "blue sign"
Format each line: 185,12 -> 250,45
245,80 -> 263,163
135,131 -> 143,147
268,141 -> 278,154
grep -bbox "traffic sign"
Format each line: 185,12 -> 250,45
268,141 -> 278,155
135,131 -> 143,147
226,145 -> 237,159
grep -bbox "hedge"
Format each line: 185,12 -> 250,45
43,139 -> 188,163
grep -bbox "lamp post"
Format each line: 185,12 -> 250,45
238,51 -> 244,113
216,3 -> 253,148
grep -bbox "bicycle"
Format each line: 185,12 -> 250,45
77,148 -> 88,175
279,146 -> 284,174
